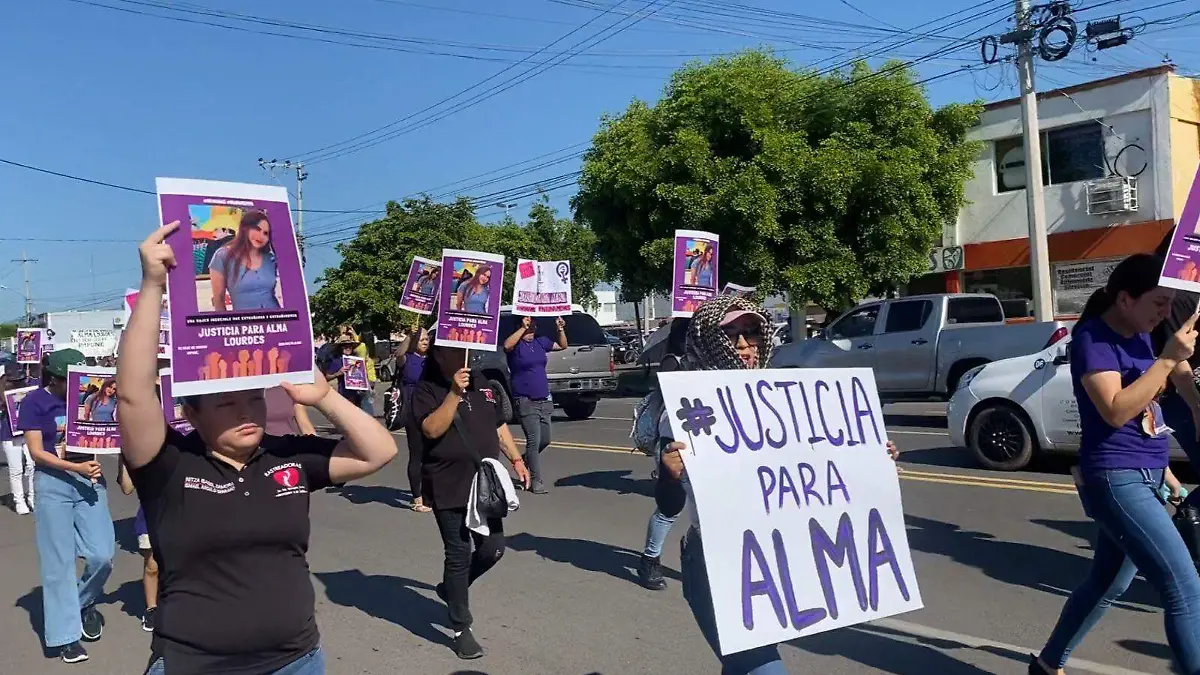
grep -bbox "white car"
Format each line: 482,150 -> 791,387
948,334 -> 1185,471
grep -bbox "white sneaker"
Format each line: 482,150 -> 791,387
14,501 -> 30,515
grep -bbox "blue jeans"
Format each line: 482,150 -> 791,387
147,646 -> 325,674
644,508 -> 677,557
1039,468 -> 1200,672
34,468 -> 114,648
360,389 -> 376,417
681,527 -> 787,674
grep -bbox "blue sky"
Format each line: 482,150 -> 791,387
1,0 -> 1196,321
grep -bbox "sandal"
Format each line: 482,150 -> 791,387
411,503 -> 432,513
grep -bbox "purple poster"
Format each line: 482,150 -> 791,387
125,288 -> 171,359
66,366 -> 121,455
342,356 -> 370,391
16,328 -> 44,364
157,178 -> 315,397
400,256 -> 441,315
437,249 -> 505,351
672,230 -> 720,318
4,385 -> 36,437
158,369 -> 194,434
1160,165 -> 1200,293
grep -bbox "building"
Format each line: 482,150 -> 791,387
910,66 -> 1200,315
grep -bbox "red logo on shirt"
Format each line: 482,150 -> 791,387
483,389 -> 495,403
271,467 -> 300,488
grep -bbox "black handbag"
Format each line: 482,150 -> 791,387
450,410 -> 510,520
1174,501 -> 1200,573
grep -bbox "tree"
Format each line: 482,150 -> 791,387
310,196 -> 604,338
572,50 -> 982,312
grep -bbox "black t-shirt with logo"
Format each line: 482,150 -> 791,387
130,428 -> 337,675
409,375 -> 503,510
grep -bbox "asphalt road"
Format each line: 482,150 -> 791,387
0,398 -> 1178,674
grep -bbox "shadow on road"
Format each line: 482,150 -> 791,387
506,532 -> 679,584
1117,638 -> 1172,661
114,516 -> 139,555
327,484 -> 415,509
884,414 -> 948,430
99,579 -> 146,621
14,586 -> 48,655
314,570 -> 450,648
905,515 -> 1158,612
791,620 -> 1011,674
555,470 -> 651,497
898,446 -> 978,470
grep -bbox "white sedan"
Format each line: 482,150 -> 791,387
948,334 -> 1185,471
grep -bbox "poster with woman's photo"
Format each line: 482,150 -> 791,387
400,256 -> 441,315
157,178 -> 315,396
672,230 -> 720,318
437,249 -> 505,350
124,287 -> 172,358
1159,165 -> 1200,292
157,369 -> 194,434
66,366 -> 121,454
15,328 -> 44,364
342,355 -> 370,391
4,385 -> 36,437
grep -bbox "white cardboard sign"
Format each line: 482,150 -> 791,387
511,259 -> 572,316
657,367 -> 922,655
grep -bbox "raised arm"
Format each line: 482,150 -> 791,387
293,403 -> 317,435
504,316 -> 531,352
117,222 -> 177,469
1083,316 -> 1197,429
421,368 -> 468,439
552,316 -> 568,351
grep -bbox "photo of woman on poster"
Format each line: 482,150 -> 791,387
686,242 -> 715,288
455,263 -> 492,315
416,265 -> 439,296
209,210 -> 281,312
81,377 -> 118,423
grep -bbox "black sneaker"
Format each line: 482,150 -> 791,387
454,628 -> 484,660
60,641 -> 89,664
637,554 -> 667,591
80,605 -> 104,642
142,606 -> 157,633
528,482 -> 548,495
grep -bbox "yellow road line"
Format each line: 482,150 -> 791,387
899,469 -> 1073,490
899,473 -> 1077,495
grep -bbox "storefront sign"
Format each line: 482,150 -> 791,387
1052,259 -> 1121,315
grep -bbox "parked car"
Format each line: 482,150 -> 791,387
948,335 -> 1185,471
771,293 -> 1072,401
472,307 -> 617,421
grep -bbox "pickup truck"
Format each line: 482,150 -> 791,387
770,293 -> 1072,401
471,307 -> 617,421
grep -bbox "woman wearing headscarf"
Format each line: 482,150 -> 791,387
656,295 -> 899,674
209,210 -> 281,312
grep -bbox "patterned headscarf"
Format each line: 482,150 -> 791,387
684,295 -> 775,371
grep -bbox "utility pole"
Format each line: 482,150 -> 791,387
258,159 -> 307,262
12,250 -> 37,323
1013,0 -> 1053,322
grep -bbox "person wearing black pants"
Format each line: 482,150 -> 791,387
409,336 -> 529,659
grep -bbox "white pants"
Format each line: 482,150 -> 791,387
3,438 -> 34,506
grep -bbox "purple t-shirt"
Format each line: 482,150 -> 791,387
15,386 -> 66,454
1071,318 -> 1169,472
507,336 -> 555,400
401,353 -> 426,390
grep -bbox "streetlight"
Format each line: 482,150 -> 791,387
495,201 -> 518,217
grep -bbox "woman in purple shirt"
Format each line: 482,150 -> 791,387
398,328 -> 432,512
503,316 -> 567,494
1031,253 -> 1200,675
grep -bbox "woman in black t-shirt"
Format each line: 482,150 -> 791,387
118,223 -> 398,675
409,336 -> 530,660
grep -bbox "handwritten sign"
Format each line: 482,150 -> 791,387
657,367 -> 921,655
1160,165 -> 1200,292
512,259 -> 572,316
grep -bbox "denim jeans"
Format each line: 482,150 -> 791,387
433,508 -> 505,631
516,397 -> 552,487
644,509 -> 678,558
1039,468 -> 1200,672
681,527 -> 787,674
146,646 -> 326,674
34,467 -> 115,648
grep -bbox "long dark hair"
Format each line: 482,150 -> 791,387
218,210 -> 274,283
1074,253 -> 1164,338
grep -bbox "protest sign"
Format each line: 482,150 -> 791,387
1160,165 -> 1200,293
68,329 -> 119,359
657,367 -> 922,655
673,230 -> 720,318
157,369 -> 194,434
511,259 -> 572,316
124,288 -> 172,358
342,356 -> 370,391
157,178 -> 315,396
722,283 -> 757,298
437,249 -> 505,350
66,366 -> 121,454
400,256 -> 441,315
4,386 -> 36,437
16,328 -> 44,364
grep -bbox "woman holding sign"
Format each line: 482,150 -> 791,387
118,221 -> 397,675
1,372 -> 35,515
1030,254 -> 1200,675
503,315 -> 567,494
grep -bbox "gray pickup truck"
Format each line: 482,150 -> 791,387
771,293 -> 1072,401
471,308 -> 617,421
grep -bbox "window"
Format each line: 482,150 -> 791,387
884,300 -> 933,333
947,297 -> 1004,324
828,305 -> 879,339
995,122 -> 1105,193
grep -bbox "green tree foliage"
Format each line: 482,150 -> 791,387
572,50 -> 982,312
310,196 -> 603,337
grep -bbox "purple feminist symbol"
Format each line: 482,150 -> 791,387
676,397 -> 717,437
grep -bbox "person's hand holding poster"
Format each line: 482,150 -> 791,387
1160,166 -> 1200,292
4,386 -> 36,437
437,249 -> 505,350
400,256 -> 441,315
156,178 -> 315,397
157,369 -> 194,434
673,230 -> 720,318
512,259 -> 572,316
66,366 -> 122,454
16,328 -> 45,365
656,367 -> 922,656
342,356 -> 370,391
125,287 -> 172,358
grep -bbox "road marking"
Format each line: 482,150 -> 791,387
869,617 -> 1156,675
899,469 -> 1072,490
889,429 -> 949,437
899,473 -> 1076,495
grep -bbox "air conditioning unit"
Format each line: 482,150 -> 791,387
1086,176 -> 1138,215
